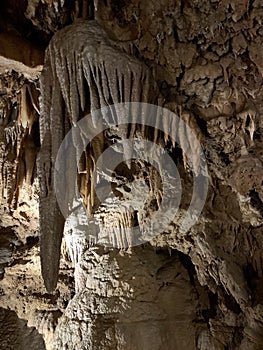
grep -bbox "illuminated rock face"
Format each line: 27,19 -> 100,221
38,19 -> 206,293
0,0 -> 263,349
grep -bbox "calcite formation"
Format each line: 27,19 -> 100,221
38,19 -> 205,293
0,0 -> 263,349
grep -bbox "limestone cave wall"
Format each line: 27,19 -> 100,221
0,1 -> 263,349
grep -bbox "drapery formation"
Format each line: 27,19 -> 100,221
38,20 -> 203,292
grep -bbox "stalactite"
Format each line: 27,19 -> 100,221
39,20 -> 205,291
72,0 -> 94,21
0,74 -> 40,212
180,109 -> 203,176
0,121 -> 24,208
38,19 -> 160,290
19,84 -> 38,132
64,230 -> 87,265
38,52 -> 66,292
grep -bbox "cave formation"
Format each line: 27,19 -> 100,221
0,1 -> 263,349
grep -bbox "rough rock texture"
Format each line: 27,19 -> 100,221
54,248 -> 218,350
0,0 -> 263,349
0,55 -> 73,350
0,307 -> 46,350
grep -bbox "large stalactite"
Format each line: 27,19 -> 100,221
0,0 -> 263,349
38,19 -> 160,292
38,19 -> 205,293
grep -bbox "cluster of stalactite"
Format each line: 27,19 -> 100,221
38,20 -> 206,292
0,74 -> 39,210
